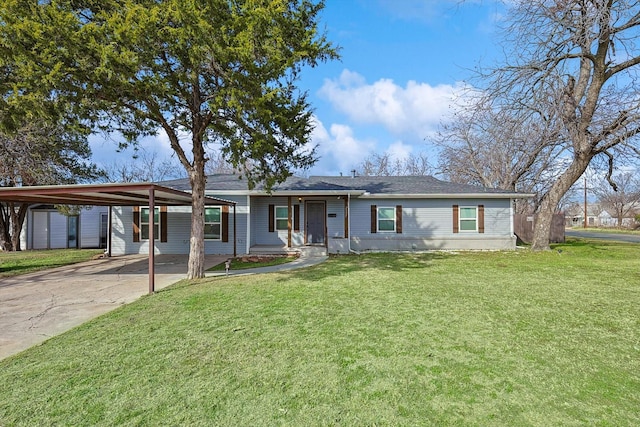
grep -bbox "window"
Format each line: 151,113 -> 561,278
133,206 -> 167,242
377,207 -> 396,232
275,206 -> 289,230
140,207 -> 160,240
204,207 -> 221,240
371,205 -> 402,234
459,206 -> 477,232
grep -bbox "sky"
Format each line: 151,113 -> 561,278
89,0 -> 506,178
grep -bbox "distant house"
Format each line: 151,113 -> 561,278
565,203 -> 640,228
109,174 -> 533,255
21,205 -> 109,250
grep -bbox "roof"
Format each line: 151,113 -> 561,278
302,176 -> 527,198
0,182 -> 234,206
165,174 -> 534,199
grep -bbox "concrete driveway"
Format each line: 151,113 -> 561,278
0,254 -> 227,361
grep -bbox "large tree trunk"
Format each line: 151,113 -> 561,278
187,167 -> 206,279
10,203 -> 27,251
186,132 -> 207,279
531,156 -> 591,250
0,203 -> 28,251
0,204 -> 11,251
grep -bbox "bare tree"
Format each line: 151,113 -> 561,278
102,150 -> 185,183
593,172 -> 640,227
356,151 -> 433,176
0,122 -> 99,251
204,148 -> 240,176
471,1 -> 640,250
436,91 -> 565,205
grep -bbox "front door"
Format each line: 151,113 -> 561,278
306,201 -> 325,244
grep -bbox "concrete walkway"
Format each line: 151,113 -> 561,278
206,251 -> 328,277
0,251 -> 327,361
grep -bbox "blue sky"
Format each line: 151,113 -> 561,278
90,0 -> 506,177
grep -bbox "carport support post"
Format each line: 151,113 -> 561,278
149,189 -> 155,294
233,204 -> 237,257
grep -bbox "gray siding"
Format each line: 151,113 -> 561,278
111,195 -> 248,256
110,194 -> 517,255
251,196 -> 305,247
326,198 -> 347,238
249,196 -> 347,247
349,198 -> 515,251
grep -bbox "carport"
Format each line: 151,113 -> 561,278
0,182 -> 236,293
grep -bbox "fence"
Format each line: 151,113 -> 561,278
514,214 -> 565,244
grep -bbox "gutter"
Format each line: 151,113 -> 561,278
356,193 -> 536,199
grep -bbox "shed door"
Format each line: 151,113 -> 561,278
306,201 -> 325,244
33,211 -> 49,249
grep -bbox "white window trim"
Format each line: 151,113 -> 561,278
275,206 -> 289,231
459,206 -> 478,232
377,206 -> 396,233
204,206 -> 222,241
140,207 -> 160,241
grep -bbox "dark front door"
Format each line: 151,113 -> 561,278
306,201 -> 325,244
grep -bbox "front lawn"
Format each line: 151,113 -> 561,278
1,239 -> 639,425
0,249 -> 104,278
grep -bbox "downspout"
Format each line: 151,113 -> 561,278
510,198 -> 515,237
233,203 -> 237,257
348,193 -> 361,255
245,195 -> 251,255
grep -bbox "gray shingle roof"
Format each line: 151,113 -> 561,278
302,176 -> 516,195
159,174 -> 528,197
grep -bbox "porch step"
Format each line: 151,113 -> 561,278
248,245 -> 327,257
299,246 -> 327,257
249,245 -> 300,256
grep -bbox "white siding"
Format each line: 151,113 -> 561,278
79,207 -> 108,248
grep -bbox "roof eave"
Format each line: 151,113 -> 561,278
251,190 -> 367,196
357,193 -> 536,199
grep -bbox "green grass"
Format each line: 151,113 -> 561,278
208,254 -> 297,271
1,239 -> 639,426
0,249 -> 104,278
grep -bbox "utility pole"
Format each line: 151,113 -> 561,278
584,176 -> 588,228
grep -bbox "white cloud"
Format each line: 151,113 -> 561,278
89,128 -> 190,168
385,140 -> 414,161
319,69 -> 465,139
310,117 -> 376,175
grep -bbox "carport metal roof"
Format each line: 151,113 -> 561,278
0,183 -> 236,294
0,182 -> 234,206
